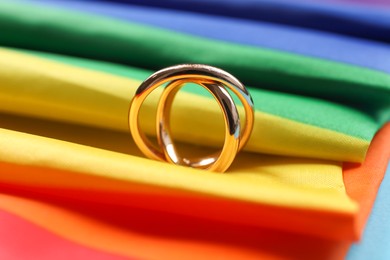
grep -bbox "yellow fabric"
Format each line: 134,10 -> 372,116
0,48 -> 369,162
0,115 -> 357,213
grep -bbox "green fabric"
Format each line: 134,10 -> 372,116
17,48 -> 379,141
0,0 -> 389,126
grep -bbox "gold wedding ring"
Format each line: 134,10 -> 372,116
129,64 -> 254,173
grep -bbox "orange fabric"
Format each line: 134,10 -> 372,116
0,124 -> 388,259
0,162 -> 355,241
343,122 -> 390,238
0,208 -> 127,260
0,192 -> 349,260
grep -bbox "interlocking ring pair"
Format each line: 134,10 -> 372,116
129,64 -> 254,173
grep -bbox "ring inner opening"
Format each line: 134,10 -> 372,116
168,82 -> 226,163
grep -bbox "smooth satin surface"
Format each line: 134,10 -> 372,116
342,124 -> 390,239
27,0 -> 390,74
315,0 -> 390,6
0,123 -> 387,259
0,48 -> 373,162
0,0 -> 389,259
77,0 -> 390,42
0,193 -> 350,260
1,0 -> 390,125
0,48 -> 371,243
0,209 -> 127,260
348,164 -> 390,260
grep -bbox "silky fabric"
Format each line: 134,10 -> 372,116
0,210 -> 127,260
78,0 -> 390,42
0,0 -> 389,259
0,48 -> 374,162
24,48 -> 381,143
0,46 -> 388,239
347,164 -> 390,260
0,122 -> 388,260
1,0 -> 390,125
0,194 -> 350,260
27,0 -> 390,74
310,0 -> 390,6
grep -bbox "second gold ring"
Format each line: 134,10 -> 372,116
129,64 -> 254,173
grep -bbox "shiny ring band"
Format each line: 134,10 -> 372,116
129,64 -> 254,173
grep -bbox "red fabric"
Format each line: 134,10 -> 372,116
0,209 -> 128,260
0,123 -> 387,259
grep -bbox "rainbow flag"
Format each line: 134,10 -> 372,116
0,0 -> 389,259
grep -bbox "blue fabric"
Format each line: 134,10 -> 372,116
348,163 -> 390,260
77,0 -> 390,43
25,0 -> 390,74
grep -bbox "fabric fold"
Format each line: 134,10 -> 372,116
0,1 -> 389,258
0,209 -> 126,260
27,0 -> 390,74
0,122 -> 387,259
0,193 -> 349,260
0,0 -> 389,124
0,47 -> 374,162
0,123 -> 358,240
76,0 -> 390,43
